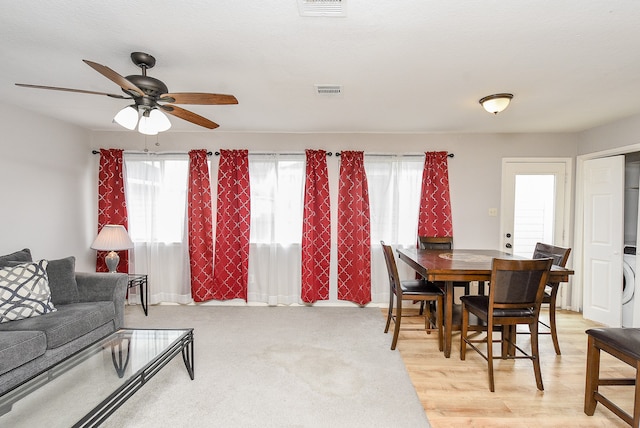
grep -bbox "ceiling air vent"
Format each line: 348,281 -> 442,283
315,85 -> 343,96
298,0 -> 346,17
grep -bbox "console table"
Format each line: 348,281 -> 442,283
127,274 -> 148,316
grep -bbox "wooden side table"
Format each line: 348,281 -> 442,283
127,274 -> 148,316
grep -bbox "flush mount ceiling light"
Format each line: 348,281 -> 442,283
479,93 -> 514,114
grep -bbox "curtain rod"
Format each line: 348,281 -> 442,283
213,151 -> 333,156
92,150 -> 453,158
92,150 -> 213,156
334,152 -> 454,158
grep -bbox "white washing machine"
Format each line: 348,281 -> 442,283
623,245 -> 636,327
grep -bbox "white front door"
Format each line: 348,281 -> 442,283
501,159 -> 570,256
582,155 -> 624,326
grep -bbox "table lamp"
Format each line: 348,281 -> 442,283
91,224 -> 134,273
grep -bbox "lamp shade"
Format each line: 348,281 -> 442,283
148,109 -> 172,132
138,113 -> 159,135
91,225 -> 134,251
113,106 -> 139,130
479,93 -> 513,114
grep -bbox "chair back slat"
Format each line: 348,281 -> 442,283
418,236 -> 453,250
532,242 -> 570,268
493,269 -> 549,305
489,258 -> 553,312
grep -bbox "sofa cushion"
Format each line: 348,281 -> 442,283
0,248 -> 33,267
46,256 -> 80,305
0,260 -> 56,323
0,302 -> 115,349
0,330 -> 46,376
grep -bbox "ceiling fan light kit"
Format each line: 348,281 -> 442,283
114,105 -> 172,135
113,105 -> 138,130
479,93 -> 513,114
16,51 -> 238,132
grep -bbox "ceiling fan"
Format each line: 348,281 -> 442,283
15,52 -> 238,133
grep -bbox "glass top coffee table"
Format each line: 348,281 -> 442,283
0,328 -> 194,427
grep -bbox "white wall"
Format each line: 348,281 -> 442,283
578,113 -> 640,154
0,103 -> 95,271
0,103 -> 587,276
91,130 -> 579,249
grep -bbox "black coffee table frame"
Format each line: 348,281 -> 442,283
74,329 -> 194,427
0,329 -> 194,428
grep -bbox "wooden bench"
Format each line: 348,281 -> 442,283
585,328 -> 640,427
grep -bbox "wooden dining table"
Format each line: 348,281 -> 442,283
397,248 -> 574,358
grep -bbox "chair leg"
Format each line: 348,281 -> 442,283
530,321 -> 544,391
584,335 -> 600,416
436,296 -> 443,352
391,300 -> 403,350
487,325 -> 495,392
501,326 -> 510,358
384,292 -> 394,334
460,303 -> 468,360
634,361 -> 640,427
549,285 -> 561,355
478,281 -> 485,295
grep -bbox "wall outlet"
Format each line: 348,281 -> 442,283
488,208 -> 498,217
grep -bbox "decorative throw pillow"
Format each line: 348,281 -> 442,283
0,248 -> 32,268
46,257 -> 79,305
0,260 -> 56,323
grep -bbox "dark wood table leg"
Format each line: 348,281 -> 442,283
444,280 -> 453,358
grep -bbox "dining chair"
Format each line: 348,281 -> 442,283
417,236 -> 471,297
460,257 -> 553,392
381,241 -> 444,351
529,242 -> 571,355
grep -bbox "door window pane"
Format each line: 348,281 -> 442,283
513,174 -> 555,257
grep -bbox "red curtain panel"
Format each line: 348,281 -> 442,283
337,151 -> 371,305
418,151 -> 453,237
212,150 -> 251,301
96,148 -> 130,272
301,149 -> 331,303
188,150 -> 215,302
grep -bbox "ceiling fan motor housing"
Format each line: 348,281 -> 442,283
126,75 -> 168,98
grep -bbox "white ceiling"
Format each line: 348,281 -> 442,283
2,1 -> 640,134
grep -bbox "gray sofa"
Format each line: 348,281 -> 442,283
0,248 -> 127,396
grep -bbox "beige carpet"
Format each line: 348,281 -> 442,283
102,305 -> 431,428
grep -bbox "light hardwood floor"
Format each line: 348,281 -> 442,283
388,307 -> 634,427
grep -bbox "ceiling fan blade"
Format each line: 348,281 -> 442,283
15,83 -> 131,99
83,60 -> 145,97
160,93 -> 238,105
161,105 -> 219,129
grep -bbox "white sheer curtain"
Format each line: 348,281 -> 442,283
247,154 -> 305,305
124,153 -> 192,304
122,152 -> 425,306
365,155 -> 424,303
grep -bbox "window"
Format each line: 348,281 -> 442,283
124,154 -> 189,244
366,155 -> 424,302
366,156 -> 423,246
249,155 -> 305,245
